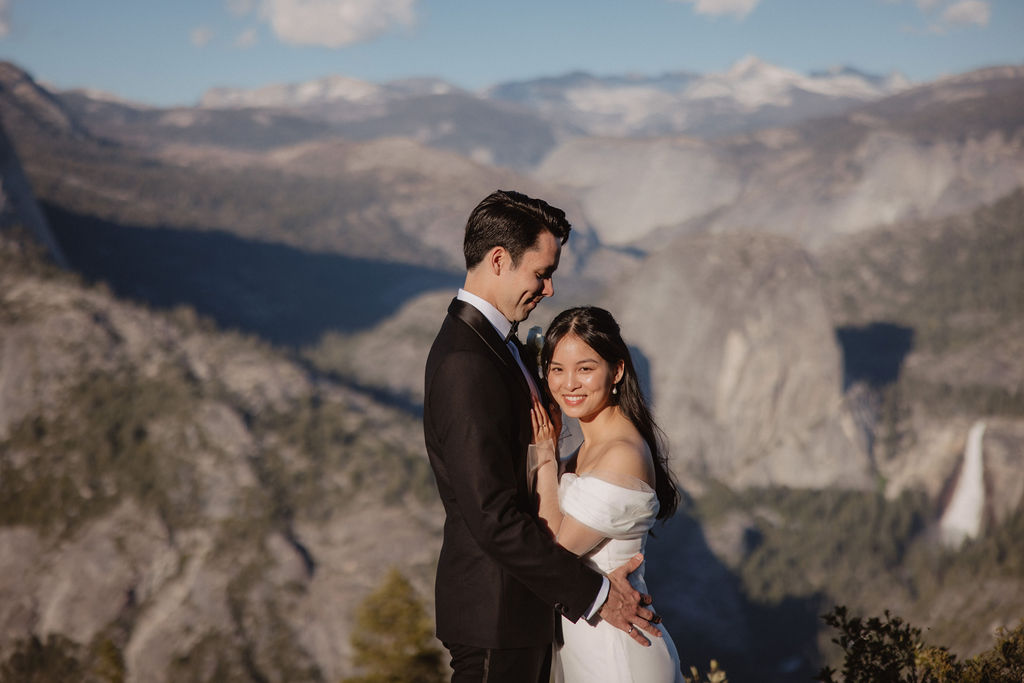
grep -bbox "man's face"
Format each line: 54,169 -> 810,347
497,231 -> 560,323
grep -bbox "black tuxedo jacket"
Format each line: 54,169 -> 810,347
423,298 -> 603,649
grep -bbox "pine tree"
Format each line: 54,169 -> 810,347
341,568 -> 445,683
0,635 -> 86,683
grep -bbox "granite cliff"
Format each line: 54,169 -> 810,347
0,240 -> 443,681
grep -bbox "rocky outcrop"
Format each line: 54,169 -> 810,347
881,414 -> 1024,528
605,231 -> 873,490
534,136 -> 742,247
819,189 -> 1024,516
0,118 -> 65,265
0,254 -> 443,681
305,289 -> 454,404
535,67 -> 1024,252
0,62 -> 85,140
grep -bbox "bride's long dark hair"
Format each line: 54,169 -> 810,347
541,306 -> 679,520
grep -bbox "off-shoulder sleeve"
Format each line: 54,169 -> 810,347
558,472 -> 660,539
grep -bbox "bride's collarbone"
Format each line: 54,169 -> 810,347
574,436 -> 651,479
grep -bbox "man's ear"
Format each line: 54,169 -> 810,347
488,246 -> 508,275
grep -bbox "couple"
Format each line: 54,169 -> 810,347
423,190 -> 684,682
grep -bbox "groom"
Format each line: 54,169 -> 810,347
423,190 -> 660,682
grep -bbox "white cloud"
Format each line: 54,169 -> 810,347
674,0 -> 760,19
895,0 -> 991,33
257,0 -> 417,48
0,0 -> 10,37
942,0 -> 990,26
235,27 -> 259,48
191,25 -> 215,47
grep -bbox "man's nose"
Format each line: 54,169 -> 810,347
542,277 -> 554,297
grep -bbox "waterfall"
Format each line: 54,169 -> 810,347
939,420 -> 987,549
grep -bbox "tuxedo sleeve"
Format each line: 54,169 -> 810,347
427,350 -> 603,622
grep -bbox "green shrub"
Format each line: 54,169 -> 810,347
817,606 -> 1024,683
0,633 -> 125,683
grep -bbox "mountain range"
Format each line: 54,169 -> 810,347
535,65 -> 1024,249
4,54 -> 1020,495
1,55 -> 1023,681
198,56 -> 909,141
58,56 -> 910,171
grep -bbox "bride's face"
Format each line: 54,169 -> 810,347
546,333 -> 624,422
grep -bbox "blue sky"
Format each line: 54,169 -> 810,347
1,0 -> 1021,107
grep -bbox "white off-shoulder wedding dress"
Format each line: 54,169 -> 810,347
552,471 -> 684,683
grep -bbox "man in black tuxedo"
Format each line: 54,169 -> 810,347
423,190 -> 660,682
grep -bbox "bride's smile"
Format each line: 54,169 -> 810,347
546,333 -> 624,422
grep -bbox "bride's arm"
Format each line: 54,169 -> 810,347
535,459 -> 608,556
531,398 -> 608,556
529,396 -> 562,533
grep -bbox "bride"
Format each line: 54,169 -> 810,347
529,306 -> 685,682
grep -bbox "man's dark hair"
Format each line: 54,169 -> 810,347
463,190 -> 572,270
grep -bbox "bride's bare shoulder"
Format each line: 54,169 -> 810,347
588,436 -> 654,485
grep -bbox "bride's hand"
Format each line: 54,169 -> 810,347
531,395 -> 558,445
547,397 -> 562,443
529,396 -> 558,489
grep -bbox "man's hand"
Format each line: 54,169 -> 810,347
599,553 -> 662,646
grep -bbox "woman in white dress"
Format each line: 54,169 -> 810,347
529,306 -> 685,683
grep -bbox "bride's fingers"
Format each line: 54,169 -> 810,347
531,410 -> 552,444
532,398 -> 550,430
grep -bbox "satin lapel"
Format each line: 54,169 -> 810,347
513,337 -> 542,398
516,337 -> 541,385
448,299 -> 533,400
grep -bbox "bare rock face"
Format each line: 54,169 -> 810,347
534,137 -> 742,247
537,124 -> 1024,253
0,258 -> 443,681
257,137 -> 531,270
0,119 -> 66,265
0,62 -> 84,139
882,414 -> 1024,531
306,290 -> 453,404
817,187 -> 1024,525
606,232 -> 873,490
532,67 -> 1024,253
984,419 -> 1024,524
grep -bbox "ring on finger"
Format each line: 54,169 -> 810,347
627,625 -> 634,634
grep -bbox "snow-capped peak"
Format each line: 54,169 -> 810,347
200,74 -> 384,109
198,74 -> 463,110
726,55 -> 791,80
689,56 -> 807,109
687,55 -> 909,110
